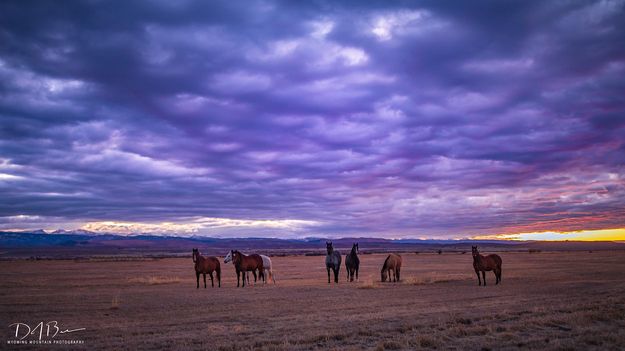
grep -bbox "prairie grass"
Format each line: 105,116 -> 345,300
2,252 -> 625,350
127,275 -> 181,285
357,275 -> 378,289
110,294 -> 120,310
404,273 -> 469,285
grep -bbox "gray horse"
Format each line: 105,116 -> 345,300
325,241 -> 342,283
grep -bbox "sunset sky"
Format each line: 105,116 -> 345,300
1,1 -> 624,239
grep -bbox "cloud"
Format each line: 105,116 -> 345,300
0,0 -> 624,238
80,217 -> 320,236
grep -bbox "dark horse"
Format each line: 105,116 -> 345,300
345,243 -> 360,282
231,250 -> 264,287
325,241 -> 342,283
192,248 -> 221,288
472,246 -> 502,286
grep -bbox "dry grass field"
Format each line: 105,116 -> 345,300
2,251 -> 625,350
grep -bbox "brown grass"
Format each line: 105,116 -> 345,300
127,275 -> 181,285
357,275 -> 378,289
1,251 -> 625,350
110,294 -> 120,310
404,273 -> 470,285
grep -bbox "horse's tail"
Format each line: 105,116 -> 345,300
216,264 -> 221,282
265,268 -> 275,284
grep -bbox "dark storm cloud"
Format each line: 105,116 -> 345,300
1,0 -> 624,237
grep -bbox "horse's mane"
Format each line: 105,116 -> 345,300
383,254 -> 391,269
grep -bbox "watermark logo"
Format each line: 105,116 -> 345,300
6,321 -> 85,345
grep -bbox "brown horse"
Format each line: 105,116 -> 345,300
472,246 -> 502,286
381,253 -> 402,282
231,250 -> 264,287
192,248 -> 221,288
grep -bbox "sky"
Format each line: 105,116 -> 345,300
0,1 -> 624,240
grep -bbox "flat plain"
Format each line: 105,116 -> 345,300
1,251 -> 625,350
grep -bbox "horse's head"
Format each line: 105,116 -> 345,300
192,248 -> 199,262
224,250 -> 232,263
381,269 -> 388,282
352,243 -> 359,253
231,250 -> 242,264
326,241 -> 333,255
471,246 -> 479,257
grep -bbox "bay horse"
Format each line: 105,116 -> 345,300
225,252 -> 276,285
230,250 -> 264,287
345,243 -> 360,282
192,248 -> 221,288
381,253 -> 402,282
472,246 -> 502,286
325,241 -> 342,284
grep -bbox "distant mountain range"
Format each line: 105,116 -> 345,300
50,229 -> 98,235
1,230 -> 624,259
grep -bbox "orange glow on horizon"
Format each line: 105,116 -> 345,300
473,228 -> 625,241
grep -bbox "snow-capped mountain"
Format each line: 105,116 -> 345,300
50,229 -> 98,235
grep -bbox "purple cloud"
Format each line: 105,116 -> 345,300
0,0 -> 624,238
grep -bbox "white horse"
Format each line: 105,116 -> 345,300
224,251 -> 275,284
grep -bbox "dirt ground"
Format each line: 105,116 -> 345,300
1,251 -> 625,350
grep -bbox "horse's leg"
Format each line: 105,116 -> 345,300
334,267 -> 339,283
236,269 -> 240,287
196,272 -> 200,289
252,270 -> 257,285
396,268 -> 401,282
203,273 -> 207,288
482,271 -> 486,286
209,272 -> 214,287
356,267 -> 359,281
475,270 -> 481,286
327,267 -> 331,284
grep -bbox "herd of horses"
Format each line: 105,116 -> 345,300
191,243 -> 503,288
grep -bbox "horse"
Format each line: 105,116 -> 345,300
345,243 -> 360,282
325,241 -> 342,284
192,248 -> 221,288
230,250 -> 264,287
381,253 -> 402,282
224,252 -> 276,285
472,246 -> 502,286
259,255 -> 276,284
